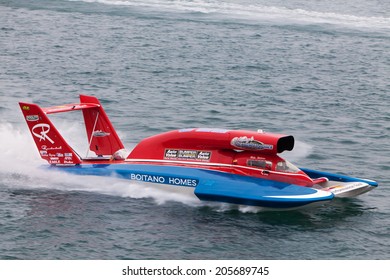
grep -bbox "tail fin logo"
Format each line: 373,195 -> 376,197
32,123 -> 55,144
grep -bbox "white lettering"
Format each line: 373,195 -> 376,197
130,173 -> 198,187
130,173 -> 165,184
169,177 -> 198,187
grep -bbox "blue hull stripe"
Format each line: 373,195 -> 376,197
46,164 -> 334,208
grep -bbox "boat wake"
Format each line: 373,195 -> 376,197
0,122 -> 197,202
71,0 -> 390,32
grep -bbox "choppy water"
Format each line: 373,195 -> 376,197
0,0 -> 389,259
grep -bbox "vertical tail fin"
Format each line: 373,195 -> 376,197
79,95 -> 125,157
19,102 -> 82,165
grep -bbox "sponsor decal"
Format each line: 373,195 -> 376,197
22,105 -> 30,111
326,185 -> 343,191
39,150 -> 48,156
93,130 -> 110,137
56,153 -> 64,157
326,182 -> 366,194
197,151 -> 211,160
178,150 -> 197,159
130,173 -> 198,187
47,146 -> 62,150
26,115 -> 39,122
49,157 -> 60,164
40,145 -> 62,151
64,152 -> 73,161
165,149 -> 178,158
231,136 -> 273,150
164,149 -> 211,161
32,123 -> 55,144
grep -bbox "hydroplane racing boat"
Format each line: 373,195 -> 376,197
19,95 -> 378,210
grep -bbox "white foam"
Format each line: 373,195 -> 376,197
70,0 -> 390,31
0,122 -> 202,207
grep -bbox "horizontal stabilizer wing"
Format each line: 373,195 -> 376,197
43,103 -> 100,114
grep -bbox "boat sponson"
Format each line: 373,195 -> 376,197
300,168 -> 378,187
194,170 -> 334,208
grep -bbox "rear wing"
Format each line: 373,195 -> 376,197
19,94 -> 125,165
